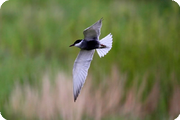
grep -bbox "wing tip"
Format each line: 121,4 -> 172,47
73,85 -> 81,102
74,97 -> 77,102
74,92 -> 79,102
74,93 -> 78,102
100,17 -> 103,22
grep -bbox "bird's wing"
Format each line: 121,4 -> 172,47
83,18 -> 102,41
73,49 -> 95,101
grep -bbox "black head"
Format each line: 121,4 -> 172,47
69,39 -> 82,47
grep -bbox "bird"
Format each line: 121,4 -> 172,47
69,18 -> 113,102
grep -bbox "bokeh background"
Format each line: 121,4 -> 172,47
0,0 -> 180,120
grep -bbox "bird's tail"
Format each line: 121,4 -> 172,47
96,33 -> 113,58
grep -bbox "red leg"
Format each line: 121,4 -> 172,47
100,44 -> 106,48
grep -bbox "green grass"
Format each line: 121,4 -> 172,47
0,0 -> 180,119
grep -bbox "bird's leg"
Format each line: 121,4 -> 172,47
100,44 -> 106,48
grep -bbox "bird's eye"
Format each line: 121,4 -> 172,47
75,40 -> 82,44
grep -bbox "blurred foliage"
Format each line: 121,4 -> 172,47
0,0 -> 180,119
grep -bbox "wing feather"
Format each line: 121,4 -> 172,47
83,18 -> 102,41
73,50 -> 95,101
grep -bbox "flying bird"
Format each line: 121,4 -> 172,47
70,18 -> 113,101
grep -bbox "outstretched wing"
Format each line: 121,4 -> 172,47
73,49 -> 95,101
83,18 -> 102,41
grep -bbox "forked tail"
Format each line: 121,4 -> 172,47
96,33 -> 113,58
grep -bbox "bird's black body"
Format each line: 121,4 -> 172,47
80,40 -> 100,50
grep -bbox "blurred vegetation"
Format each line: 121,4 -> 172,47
0,0 -> 180,119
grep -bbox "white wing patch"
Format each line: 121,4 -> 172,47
73,50 -> 95,101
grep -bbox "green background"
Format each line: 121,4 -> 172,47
0,0 -> 180,119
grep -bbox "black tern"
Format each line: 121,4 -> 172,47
70,18 -> 113,101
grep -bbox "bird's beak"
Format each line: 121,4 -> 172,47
69,44 -> 74,47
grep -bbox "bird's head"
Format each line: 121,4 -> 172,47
69,39 -> 82,47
